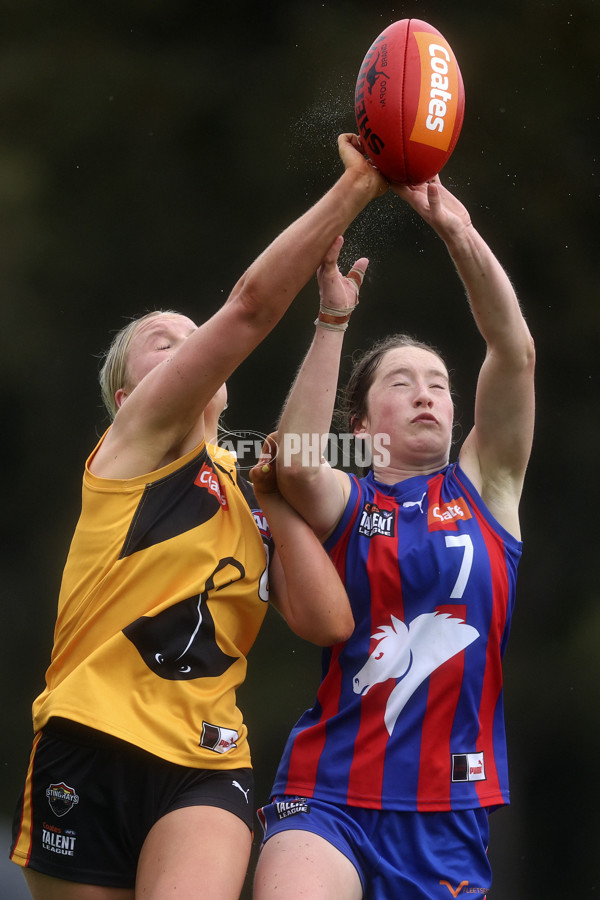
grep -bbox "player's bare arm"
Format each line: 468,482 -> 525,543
92,137 -> 387,481
250,442 -> 354,646
276,237 -> 369,539
395,179 -> 535,535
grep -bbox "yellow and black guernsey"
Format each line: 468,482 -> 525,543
32,433 -> 272,770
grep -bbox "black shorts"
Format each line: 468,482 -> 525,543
10,719 -> 254,888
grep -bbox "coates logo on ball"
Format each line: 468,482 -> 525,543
355,18 -> 465,184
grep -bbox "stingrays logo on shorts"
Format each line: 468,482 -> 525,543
358,502 -> 396,538
46,782 -> 79,817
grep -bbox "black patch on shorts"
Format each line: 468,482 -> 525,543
274,797 -> 311,820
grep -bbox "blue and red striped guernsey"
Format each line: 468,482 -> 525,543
271,463 -> 522,811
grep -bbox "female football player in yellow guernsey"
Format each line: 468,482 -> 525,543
10,134 -> 387,900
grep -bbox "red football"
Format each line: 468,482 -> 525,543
355,19 -> 465,184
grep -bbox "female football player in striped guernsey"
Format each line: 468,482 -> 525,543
254,176 -> 535,900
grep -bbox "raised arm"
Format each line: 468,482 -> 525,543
276,237 -> 368,539
249,438 -> 354,646
94,136 -> 387,479
394,179 -> 535,537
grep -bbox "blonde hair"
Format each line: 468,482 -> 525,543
98,310 -> 178,419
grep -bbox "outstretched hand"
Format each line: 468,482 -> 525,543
338,133 -> 388,199
392,176 -> 472,241
317,235 -> 369,313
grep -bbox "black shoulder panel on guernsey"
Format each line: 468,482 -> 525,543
119,449 -> 221,559
234,472 -> 258,511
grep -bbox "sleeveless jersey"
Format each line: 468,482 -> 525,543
32,434 -> 272,770
272,464 -> 521,811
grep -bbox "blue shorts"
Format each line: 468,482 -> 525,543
258,796 -> 491,900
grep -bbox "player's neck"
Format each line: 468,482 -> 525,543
371,459 -> 448,485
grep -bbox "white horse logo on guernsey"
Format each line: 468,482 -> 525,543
353,613 -> 479,735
